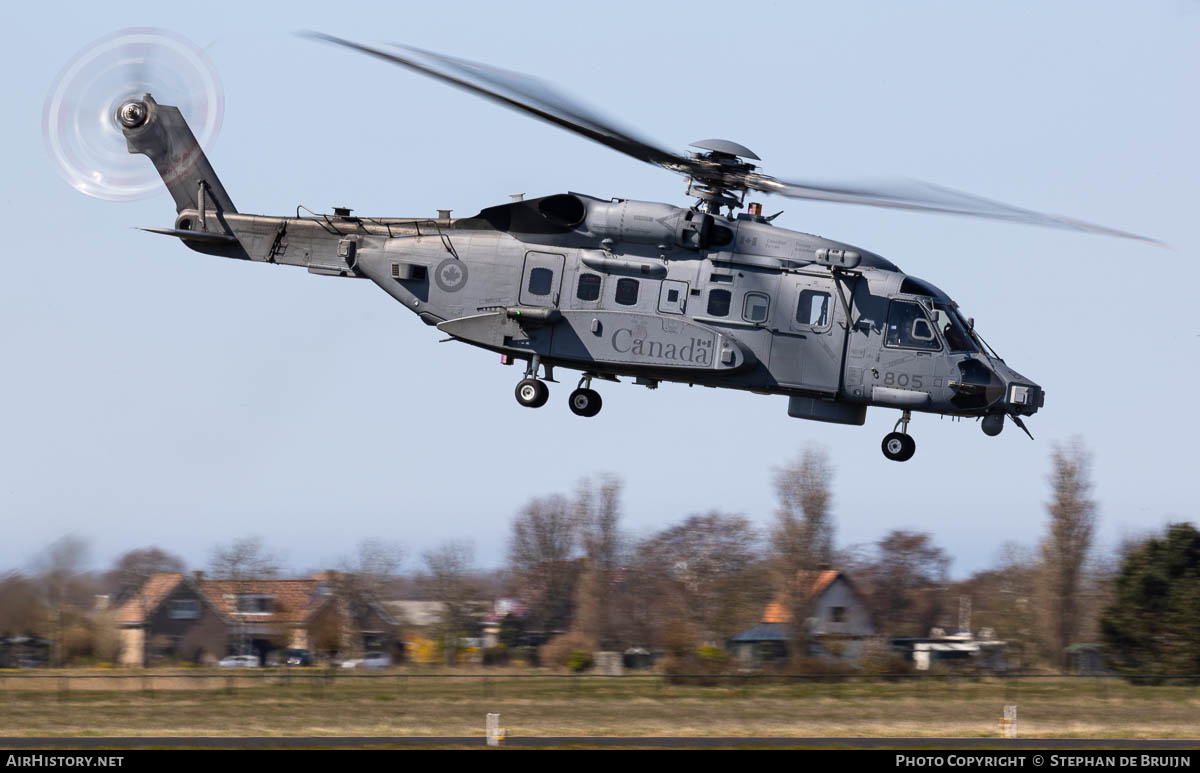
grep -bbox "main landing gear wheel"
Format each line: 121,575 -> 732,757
515,378 -> 549,408
881,432 -> 916,462
568,388 -> 602,417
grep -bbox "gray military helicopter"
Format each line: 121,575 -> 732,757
52,31 -> 1158,461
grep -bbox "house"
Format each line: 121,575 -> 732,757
731,570 -> 876,664
116,571 -> 399,667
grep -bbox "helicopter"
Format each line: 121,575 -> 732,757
49,30 -> 1159,461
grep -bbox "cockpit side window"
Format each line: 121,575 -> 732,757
930,303 -> 977,353
885,300 -> 941,350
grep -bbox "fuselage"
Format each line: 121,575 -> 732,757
170,191 -> 1044,427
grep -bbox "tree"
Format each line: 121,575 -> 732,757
337,538 -> 405,600
33,536 -> 94,666
572,475 -> 624,649
1038,439 -> 1098,668
422,540 -> 482,664
855,530 -> 951,637
634,512 -> 765,646
333,539 -> 405,652
0,572 -> 46,638
105,547 -> 185,602
952,542 -> 1038,666
1100,523 -> 1200,675
208,536 -> 282,580
507,494 -> 579,636
770,448 -> 835,651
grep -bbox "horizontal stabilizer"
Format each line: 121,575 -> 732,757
137,226 -> 238,244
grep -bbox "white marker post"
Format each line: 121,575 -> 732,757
486,712 -> 504,746
1000,705 -> 1018,738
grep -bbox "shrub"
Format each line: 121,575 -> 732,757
513,646 -> 540,667
566,650 -> 593,672
482,645 -> 509,666
538,631 -> 596,671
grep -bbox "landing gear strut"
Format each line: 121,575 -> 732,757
514,355 -> 550,408
568,375 -> 603,417
882,410 -> 916,462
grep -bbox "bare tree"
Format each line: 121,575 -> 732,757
334,539 -> 405,650
105,547 -> 185,602
855,530 -> 951,637
208,536 -> 282,580
770,447 -> 835,652
338,539 -> 405,599
951,542 -> 1037,666
507,494 -> 579,636
422,540 -> 482,664
635,512 -> 765,647
0,573 -> 45,639
33,536 -> 93,666
573,475 -> 624,649
1038,439 -> 1098,669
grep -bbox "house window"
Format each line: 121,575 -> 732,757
830,606 -> 846,623
168,599 -> 200,619
234,595 -> 274,614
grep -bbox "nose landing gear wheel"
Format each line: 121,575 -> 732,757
568,388 -> 602,417
515,378 -> 549,408
882,432 -> 916,462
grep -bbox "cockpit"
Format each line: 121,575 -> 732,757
885,295 -> 980,355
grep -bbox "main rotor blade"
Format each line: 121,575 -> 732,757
303,32 -> 687,171
748,174 -> 1162,245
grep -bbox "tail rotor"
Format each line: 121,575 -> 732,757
43,27 -> 224,201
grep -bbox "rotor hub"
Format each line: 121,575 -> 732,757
116,99 -> 148,129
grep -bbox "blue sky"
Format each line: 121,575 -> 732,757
5,1 -> 1198,579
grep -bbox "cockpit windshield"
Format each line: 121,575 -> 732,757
930,303 -> 977,353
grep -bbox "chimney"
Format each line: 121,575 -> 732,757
193,570 -> 205,583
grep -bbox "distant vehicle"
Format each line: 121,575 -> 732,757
341,652 -> 392,670
285,649 -> 313,666
218,654 -> 259,668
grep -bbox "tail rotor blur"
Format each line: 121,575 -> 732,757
43,27 -> 224,201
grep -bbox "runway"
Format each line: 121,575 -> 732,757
4,736 -> 1200,749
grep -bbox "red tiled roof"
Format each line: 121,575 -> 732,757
115,573 -> 184,623
198,579 -> 330,624
763,570 -> 841,624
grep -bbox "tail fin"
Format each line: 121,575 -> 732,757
120,94 -> 237,214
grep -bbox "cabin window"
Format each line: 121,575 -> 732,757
797,290 -> 831,328
527,267 -> 554,297
615,278 -> 640,306
885,300 -> 942,350
707,289 -> 731,317
830,606 -> 846,623
576,273 -> 601,301
743,292 -> 770,323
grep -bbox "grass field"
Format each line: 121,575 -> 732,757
2,671 -> 1199,739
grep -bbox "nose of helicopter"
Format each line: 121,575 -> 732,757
990,361 -> 1044,416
